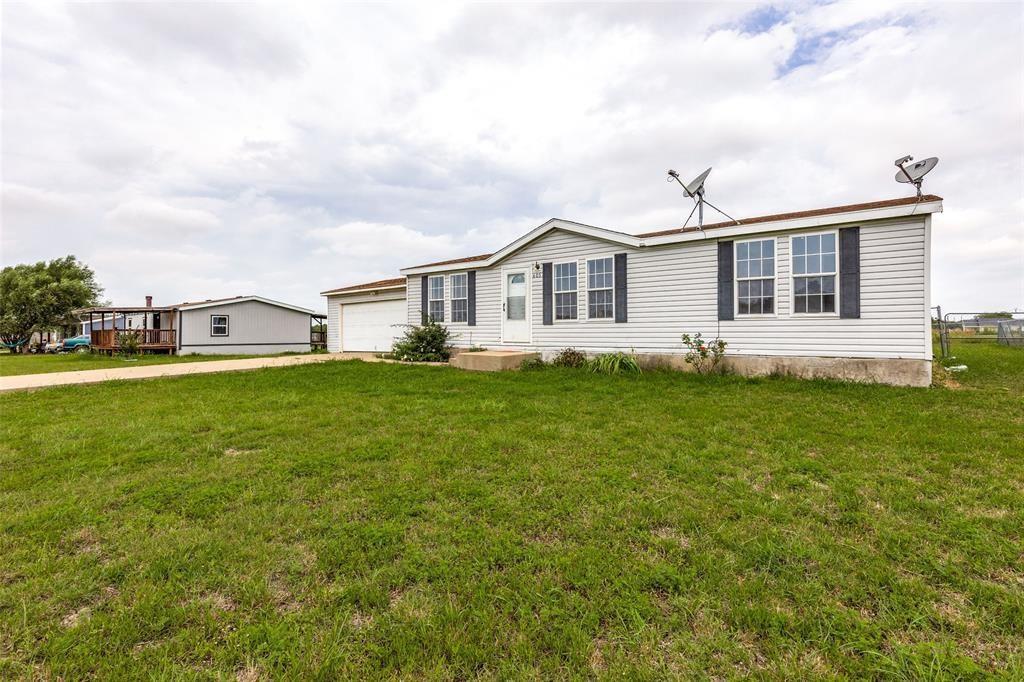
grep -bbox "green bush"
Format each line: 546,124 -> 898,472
552,347 -> 587,368
391,319 -> 453,362
588,351 -> 641,375
519,357 -> 548,371
116,331 -> 140,357
680,332 -> 727,374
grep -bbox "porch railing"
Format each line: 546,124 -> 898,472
91,329 -> 177,348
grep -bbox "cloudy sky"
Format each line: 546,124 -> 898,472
2,1 -> 1022,312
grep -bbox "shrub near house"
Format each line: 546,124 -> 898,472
391,319 -> 453,362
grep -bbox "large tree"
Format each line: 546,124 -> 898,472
0,256 -> 103,351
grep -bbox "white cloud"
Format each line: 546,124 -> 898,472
1,1 -> 1021,312
104,199 -> 221,235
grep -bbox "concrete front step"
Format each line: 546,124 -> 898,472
450,350 -> 540,372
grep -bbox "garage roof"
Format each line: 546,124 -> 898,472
321,277 -> 407,296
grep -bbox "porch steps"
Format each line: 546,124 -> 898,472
450,350 -> 539,372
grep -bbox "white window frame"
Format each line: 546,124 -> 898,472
450,272 -> 468,324
585,255 -> 615,321
734,236 -> 778,318
790,230 -> 840,317
427,275 -> 445,322
210,314 -> 229,337
552,260 -> 578,322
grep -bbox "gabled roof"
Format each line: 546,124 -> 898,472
320,277 -> 407,296
175,295 -> 316,315
399,195 -> 944,275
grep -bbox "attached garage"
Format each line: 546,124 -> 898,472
321,278 -> 408,353
341,298 -> 405,351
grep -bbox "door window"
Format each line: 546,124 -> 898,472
506,273 -> 526,320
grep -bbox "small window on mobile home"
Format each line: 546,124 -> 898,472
450,273 -> 468,323
586,257 -> 614,319
553,261 -> 578,320
792,233 -> 837,314
736,238 -> 775,315
428,275 -> 445,322
211,315 -> 229,336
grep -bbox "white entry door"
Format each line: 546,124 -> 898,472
502,270 -> 530,343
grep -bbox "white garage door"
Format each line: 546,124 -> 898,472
341,299 -> 407,351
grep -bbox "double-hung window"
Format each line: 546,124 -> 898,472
736,239 -> 775,315
450,273 -> 468,323
210,315 -> 229,336
428,275 -> 445,322
587,257 -> 614,319
553,262 -> 578,320
792,232 -> 837,314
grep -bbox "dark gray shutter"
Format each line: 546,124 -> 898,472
614,253 -> 627,323
420,275 -> 428,324
542,262 -> 553,325
717,241 -> 734,321
839,227 -> 860,319
467,271 -> 476,326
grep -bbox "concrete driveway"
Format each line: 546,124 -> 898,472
0,353 -> 380,393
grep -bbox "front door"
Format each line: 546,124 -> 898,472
502,270 -> 530,343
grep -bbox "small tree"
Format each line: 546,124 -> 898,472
681,332 -> 727,374
0,256 -> 102,352
391,318 -> 453,362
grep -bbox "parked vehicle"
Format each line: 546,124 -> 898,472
60,335 -> 91,353
43,340 -> 63,353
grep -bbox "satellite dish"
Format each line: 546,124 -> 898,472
683,168 -> 712,198
894,155 -> 938,197
667,166 -> 739,230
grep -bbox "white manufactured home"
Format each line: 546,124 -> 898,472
324,195 -> 942,386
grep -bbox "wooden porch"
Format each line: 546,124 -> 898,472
91,328 -> 177,353
78,305 -> 179,355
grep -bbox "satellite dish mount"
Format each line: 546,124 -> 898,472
894,155 -> 938,197
667,167 -> 739,230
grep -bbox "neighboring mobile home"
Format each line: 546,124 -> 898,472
76,296 -> 326,355
325,195 -> 942,386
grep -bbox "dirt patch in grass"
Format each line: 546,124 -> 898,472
589,636 -> 608,673
64,527 -> 103,556
60,585 -> 119,628
269,575 -> 301,614
204,592 -> 237,613
223,448 -> 261,457
651,526 -> 691,548
60,605 -> 92,629
349,611 -> 374,629
236,664 -> 261,682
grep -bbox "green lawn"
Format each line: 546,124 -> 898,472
0,352 -> 305,377
1,344 -> 1021,679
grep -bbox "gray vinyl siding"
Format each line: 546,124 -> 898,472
408,218 -> 930,360
179,300 -> 311,355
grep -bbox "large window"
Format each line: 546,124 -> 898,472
587,257 -> 614,319
210,315 -> 229,336
428,275 -> 445,322
792,233 -> 837,314
553,262 -> 578,320
451,273 -> 468,323
736,238 -> 775,315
